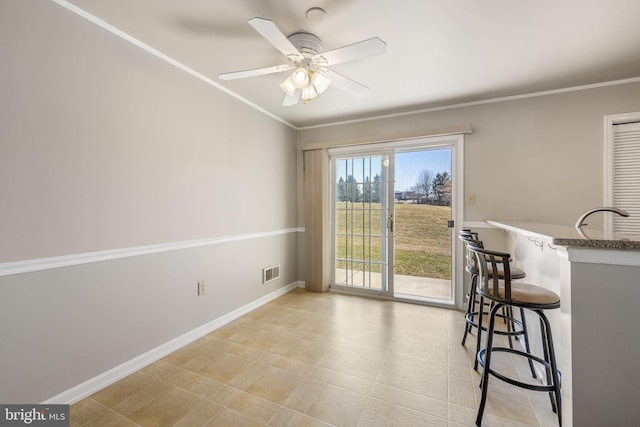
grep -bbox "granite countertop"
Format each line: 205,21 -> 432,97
486,220 -> 640,250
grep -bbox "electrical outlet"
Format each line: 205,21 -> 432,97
466,193 -> 476,205
197,282 -> 205,296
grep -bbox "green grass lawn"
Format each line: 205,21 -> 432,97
335,202 -> 451,279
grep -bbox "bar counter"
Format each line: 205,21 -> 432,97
486,220 -> 640,427
487,219 -> 640,250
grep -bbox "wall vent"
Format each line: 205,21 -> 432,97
262,265 -> 280,284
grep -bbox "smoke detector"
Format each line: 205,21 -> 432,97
306,7 -> 326,24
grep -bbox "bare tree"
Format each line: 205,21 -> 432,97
412,169 -> 433,204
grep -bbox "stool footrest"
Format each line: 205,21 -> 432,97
478,347 -> 562,392
464,312 -> 524,337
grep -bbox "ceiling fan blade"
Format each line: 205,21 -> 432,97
218,64 -> 293,80
248,17 -> 304,62
283,90 -> 301,106
313,37 -> 387,66
323,69 -> 369,97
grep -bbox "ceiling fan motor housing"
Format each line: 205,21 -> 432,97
288,32 -> 322,59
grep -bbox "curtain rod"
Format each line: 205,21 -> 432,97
299,123 -> 472,151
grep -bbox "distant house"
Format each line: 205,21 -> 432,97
394,191 -> 419,202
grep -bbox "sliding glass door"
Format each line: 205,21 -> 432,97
330,136 -> 463,306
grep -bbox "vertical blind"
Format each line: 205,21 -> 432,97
303,149 -> 330,292
613,122 -> 640,234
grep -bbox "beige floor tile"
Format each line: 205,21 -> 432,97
69,398 -> 109,426
90,372 -> 156,408
283,338 -> 328,364
388,404 -> 448,427
245,366 -> 305,404
370,383 -> 448,419
162,342 -> 223,369
128,386 -> 203,426
480,382 -> 539,426
163,368 -> 227,399
197,353 -> 254,383
526,391 -> 560,427
269,355 -> 315,377
449,402 -> 479,425
83,408 -> 138,427
227,362 -> 270,390
231,328 -> 290,351
327,370 -> 374,395
111,379 -> 173,416
206,319 -> 249,340
449,370 -> 477,409
205,381 -> 242,406
70,289 -> 560,427
375,359 -> 404,388
173,400 -> 222,427
319,351 -> 382,382
205,408 -> 264,427
273,407 -> 343,427
267,407 -> 306,427
137,360 -> 180,380
226,342 -> 271,361
196,334 -> 235,352
357,398 -> 392,427
268,335 -> 300,355
283,377 -> 325,413
398,362 -> 449,401
306,384 -> 368,427
226,392 -> 280,424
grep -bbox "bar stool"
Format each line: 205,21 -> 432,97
459,231 -> 532,373
468,244 -> 562,426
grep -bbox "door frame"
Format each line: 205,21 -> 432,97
328,134 -> 465,308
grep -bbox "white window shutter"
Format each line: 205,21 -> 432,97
613,122 -> 640,235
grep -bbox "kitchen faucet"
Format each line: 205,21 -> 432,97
575,207 -> 629,229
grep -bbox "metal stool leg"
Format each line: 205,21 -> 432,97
505,306 -> 514,349
475,302 -> 503,426
520,308 -> 537,379
461,274 -> 478,345
539,310 -> 562,426
474,295 -> 485,371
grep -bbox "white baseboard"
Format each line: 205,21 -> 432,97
42,281 -> 302,405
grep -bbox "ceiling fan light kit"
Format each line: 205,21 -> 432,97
292,66 -> 310,88
218,16 -> 387,106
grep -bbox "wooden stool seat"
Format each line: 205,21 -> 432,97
484,279 -> 560,306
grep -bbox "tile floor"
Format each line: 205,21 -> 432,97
70,289 -> 559,426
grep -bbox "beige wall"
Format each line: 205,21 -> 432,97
0,2 -> 297,262
297,82 -> 640,227
0,1 -> 297,403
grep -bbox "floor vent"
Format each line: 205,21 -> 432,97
262,265 -> 280,284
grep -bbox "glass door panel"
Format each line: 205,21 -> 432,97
393,149 -> 453,302
332,154 -> 390,293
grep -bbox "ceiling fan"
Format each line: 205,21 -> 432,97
218,16 -> 387,106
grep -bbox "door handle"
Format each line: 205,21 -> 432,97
387,214 -> 394,233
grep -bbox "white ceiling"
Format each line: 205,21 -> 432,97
65,0 -> 640,128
